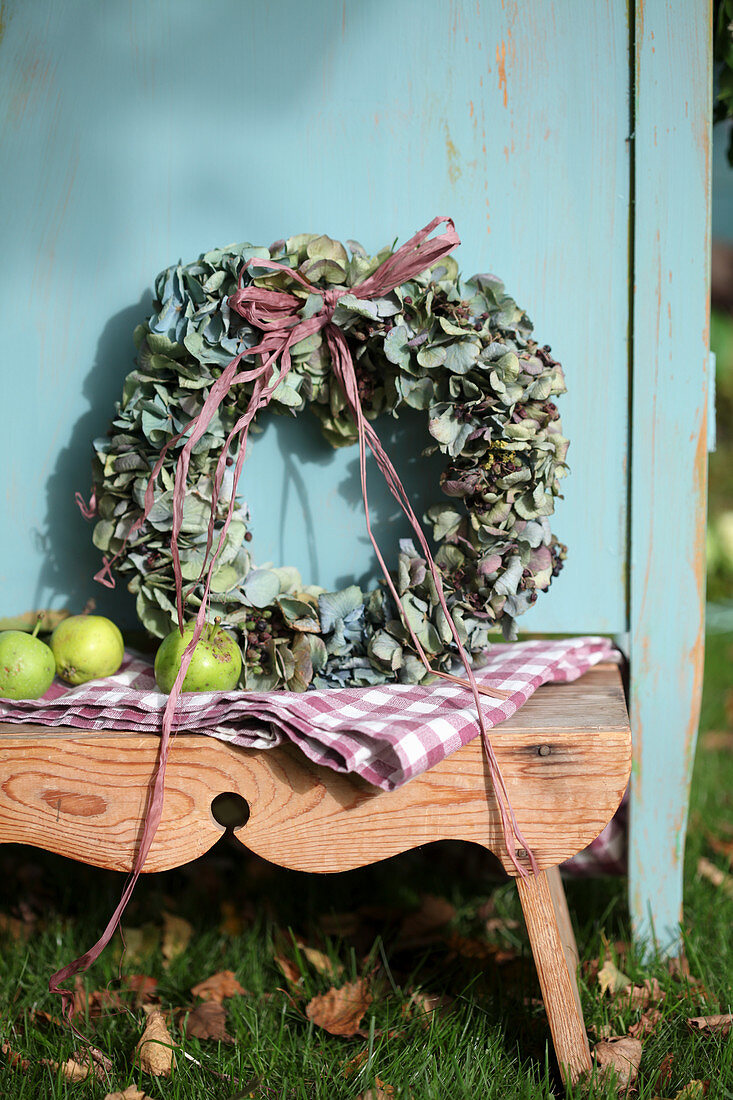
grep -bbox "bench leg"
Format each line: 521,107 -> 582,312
516,869 -> 592,1086
545,865 -> 584,1024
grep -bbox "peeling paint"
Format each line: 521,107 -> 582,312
444,123 -> 461,185
496,40 -> 508,107
5,46 -> 55,126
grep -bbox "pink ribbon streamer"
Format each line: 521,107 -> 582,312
53,217 -> 537,1024
75,489 -> 97,520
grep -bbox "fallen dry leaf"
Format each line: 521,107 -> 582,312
665,954 -> 702,987
191,969 -> 246,1003
706,832 -> 733,865
686,1012 -> 732,1035
135,1010 -> 176,1076
589,1022 -> 617,1041
45,1047 -> 113,1083
399,894 -> 456,942
274,953 -> 302,985
218,899 -> 248,937
598,959 -> 631,997
654,1050 -> 675,1092
674,1083 -> 706,1100
594,1036 -> 643,1088
161,911 -> 193,967
29,1008 -> 64,1028
74,973 -> 156,1017
628,1007 -> 663,1038
484,916 -> 520,936
583,959 -> 600,986
612,939 -> 632,961
123,974 -> 158,1006
104,1087 -> 150,1100
697,857 -> 733,899
71,976 -> 125,1018
1,1040 -> 30,1072
90,989 -> 125,1015
122,923 -> 160,961
446,932 -> 503,961
56,1057 -> 93,1083
142,1004 -> 173,1022
356,1077 -> 395,1099
180,1001 -> 232,1043
0,912 -> 32,941
300,944 -> 344,980
476,897 -> 496,921
406,989 -> 454,1029
700,730 -> 733,752
306,979 -> 372,1037
626,977 -> 665,1009
104,1088 -> 150,1100
341,1048 -> 369,1079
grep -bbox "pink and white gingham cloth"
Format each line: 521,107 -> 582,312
0,636 -> 626,872
0,636 -> 617,788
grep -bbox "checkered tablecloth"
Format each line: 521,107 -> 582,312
0,636 -> 626,873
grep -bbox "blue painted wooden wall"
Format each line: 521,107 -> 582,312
0,1 -> 711,951
0,0 -> 630,633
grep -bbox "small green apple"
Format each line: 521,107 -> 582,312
50,614 -> 124,685
154,618 -> 242,693
0,621 -> 56,699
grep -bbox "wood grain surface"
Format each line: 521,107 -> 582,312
0,664 -> 630,876
517,870 -> 593,1083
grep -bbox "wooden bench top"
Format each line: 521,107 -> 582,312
0,663 -> 630,876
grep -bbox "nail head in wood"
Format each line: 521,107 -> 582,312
538,744 -> 552,756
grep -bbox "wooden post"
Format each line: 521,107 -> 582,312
629,0 -> 711,953
545,865 -> 583,1024
516,870 -> 592,1085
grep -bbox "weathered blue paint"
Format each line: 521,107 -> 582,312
0,1 -> 712,955
0,0 -> 629,634
628,0 -> 711,953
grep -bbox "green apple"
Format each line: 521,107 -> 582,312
50,614 -> 124,685
0,621 -> 56,699
154,618 -> 242,693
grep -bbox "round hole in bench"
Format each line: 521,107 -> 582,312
211,792 -> 250,831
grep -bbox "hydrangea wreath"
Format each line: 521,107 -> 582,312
90,231 -> 568,692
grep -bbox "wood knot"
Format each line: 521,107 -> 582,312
537,744 -> 551,757
41,789 -> 107,818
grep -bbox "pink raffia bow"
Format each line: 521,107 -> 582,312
53,217 -> 536,1026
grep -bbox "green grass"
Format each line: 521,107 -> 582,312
0,634 -> 732,1098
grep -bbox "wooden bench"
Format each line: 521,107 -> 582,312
0,662 -> 630,1084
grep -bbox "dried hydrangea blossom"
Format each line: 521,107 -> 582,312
91,233 -> 568,689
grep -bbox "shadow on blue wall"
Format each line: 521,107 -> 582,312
32,300 -> 449,628
32,298 -> 152,628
